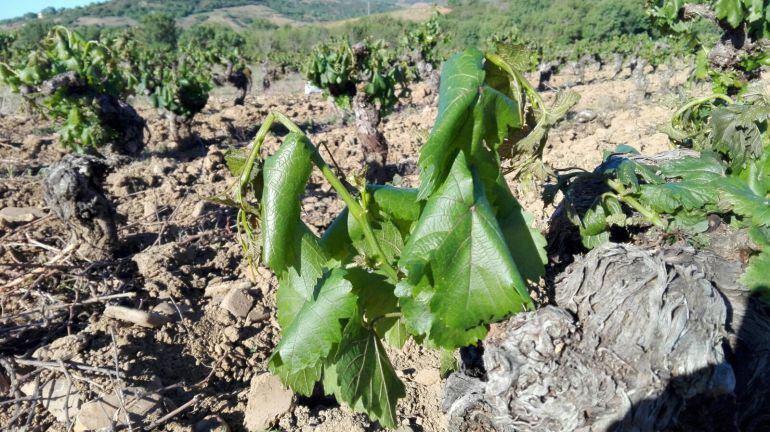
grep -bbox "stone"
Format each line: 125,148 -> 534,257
0,206 -> 45,224
23,135 -> 48,151
244,374 -> 294,431
104,305 -> 168,328
575,109 -> 597,123
223,325 -> 240,343
413,369 -> 440,386
143,201 -> 159,218
194,415 -> 230,432
219,288 -> 255,318
32,334 -> 88,361
152,301 -> 187,322
20,377 -> 82,423
205,279 -> 251,299
74,387 -> 165,431
150,159 -> 176,177
246,305 -> 269,323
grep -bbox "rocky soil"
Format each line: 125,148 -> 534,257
0,64 -> 716,431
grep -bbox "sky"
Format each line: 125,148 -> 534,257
0,0 -> 98,20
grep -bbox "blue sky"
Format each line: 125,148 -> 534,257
1,1 -> 99,20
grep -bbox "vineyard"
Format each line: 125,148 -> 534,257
0,0 -> 769,431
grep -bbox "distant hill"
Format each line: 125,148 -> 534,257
2,0 -> 446,27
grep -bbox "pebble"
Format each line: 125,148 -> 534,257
104,305 -> 168,328
23,135 -> 48,150
191,200 -> 210,218
220,288 -> 255,318
205,279 -> 251,299
74,387 -> 164,432
20,377 -> 81,424
32,334 -> 87,361
244,374 -> 294,431
204,149 -> 225,172
150,159 -> 176,176
223,325 -> 240,343
246,305 -> 269,323
143,201 -> 159,218
413,369 -> 441,386
576,109 -> 597,123
152,301 -> 185,322
0,206 -> 45,224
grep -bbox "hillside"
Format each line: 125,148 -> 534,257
2,0 -> 444,26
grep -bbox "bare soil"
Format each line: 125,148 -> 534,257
0,64 -> 716,431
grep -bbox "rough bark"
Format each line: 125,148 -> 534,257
659,64 -> 675,94
680,2 -> 770,80
631,58 -> 649,99
537,62 -> 559,91
166,112 -> 195,150
611,53 -> 624,79
408,47 -> 439,94
444,242 -> 770,431
352,90 -> 388,184
39,71 -> 85,96
38,72 -> 145,156
96,95 -> 145,156
261,63 -> 277,91
42,154 -> 118,261
218,63 -> 252,106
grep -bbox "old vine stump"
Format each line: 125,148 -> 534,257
444,243 -> 770,432
39,72 -> 145,156
43,154 -> 118,261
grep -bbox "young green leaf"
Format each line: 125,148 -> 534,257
493,179 -> 547,282
721,177 -> 770,226
275,226 -> 329,328
262,132 -> 314,274
740,250 -> 770,301
269,269 -> 357,396
404,152 -> 533,341
334,316 -> 406,428
417,48 -> 485,200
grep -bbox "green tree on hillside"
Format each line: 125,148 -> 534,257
583,0 -> 648,41
138,13 -> 178,52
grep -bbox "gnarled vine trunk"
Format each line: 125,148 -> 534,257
96,94 -> 145,156
611,53 -> 624,79
39,72 -> 145,156
219,63 -> 252,106
444,243 -> 770,431
42,154 -> 118,261
537,61 -> 559,91
681,3 -> 769,85
631,58 -> 649,100
166,113 -> 195,151
352,90 -> 388,184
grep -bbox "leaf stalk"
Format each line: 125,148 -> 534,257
606,179 -> 667,229
241,111 -> 400,282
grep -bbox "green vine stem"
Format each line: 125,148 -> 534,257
672,94 -> 735,121
238,111 -> 400,282
369,312 -> 403,327
606,179 -> 668,229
